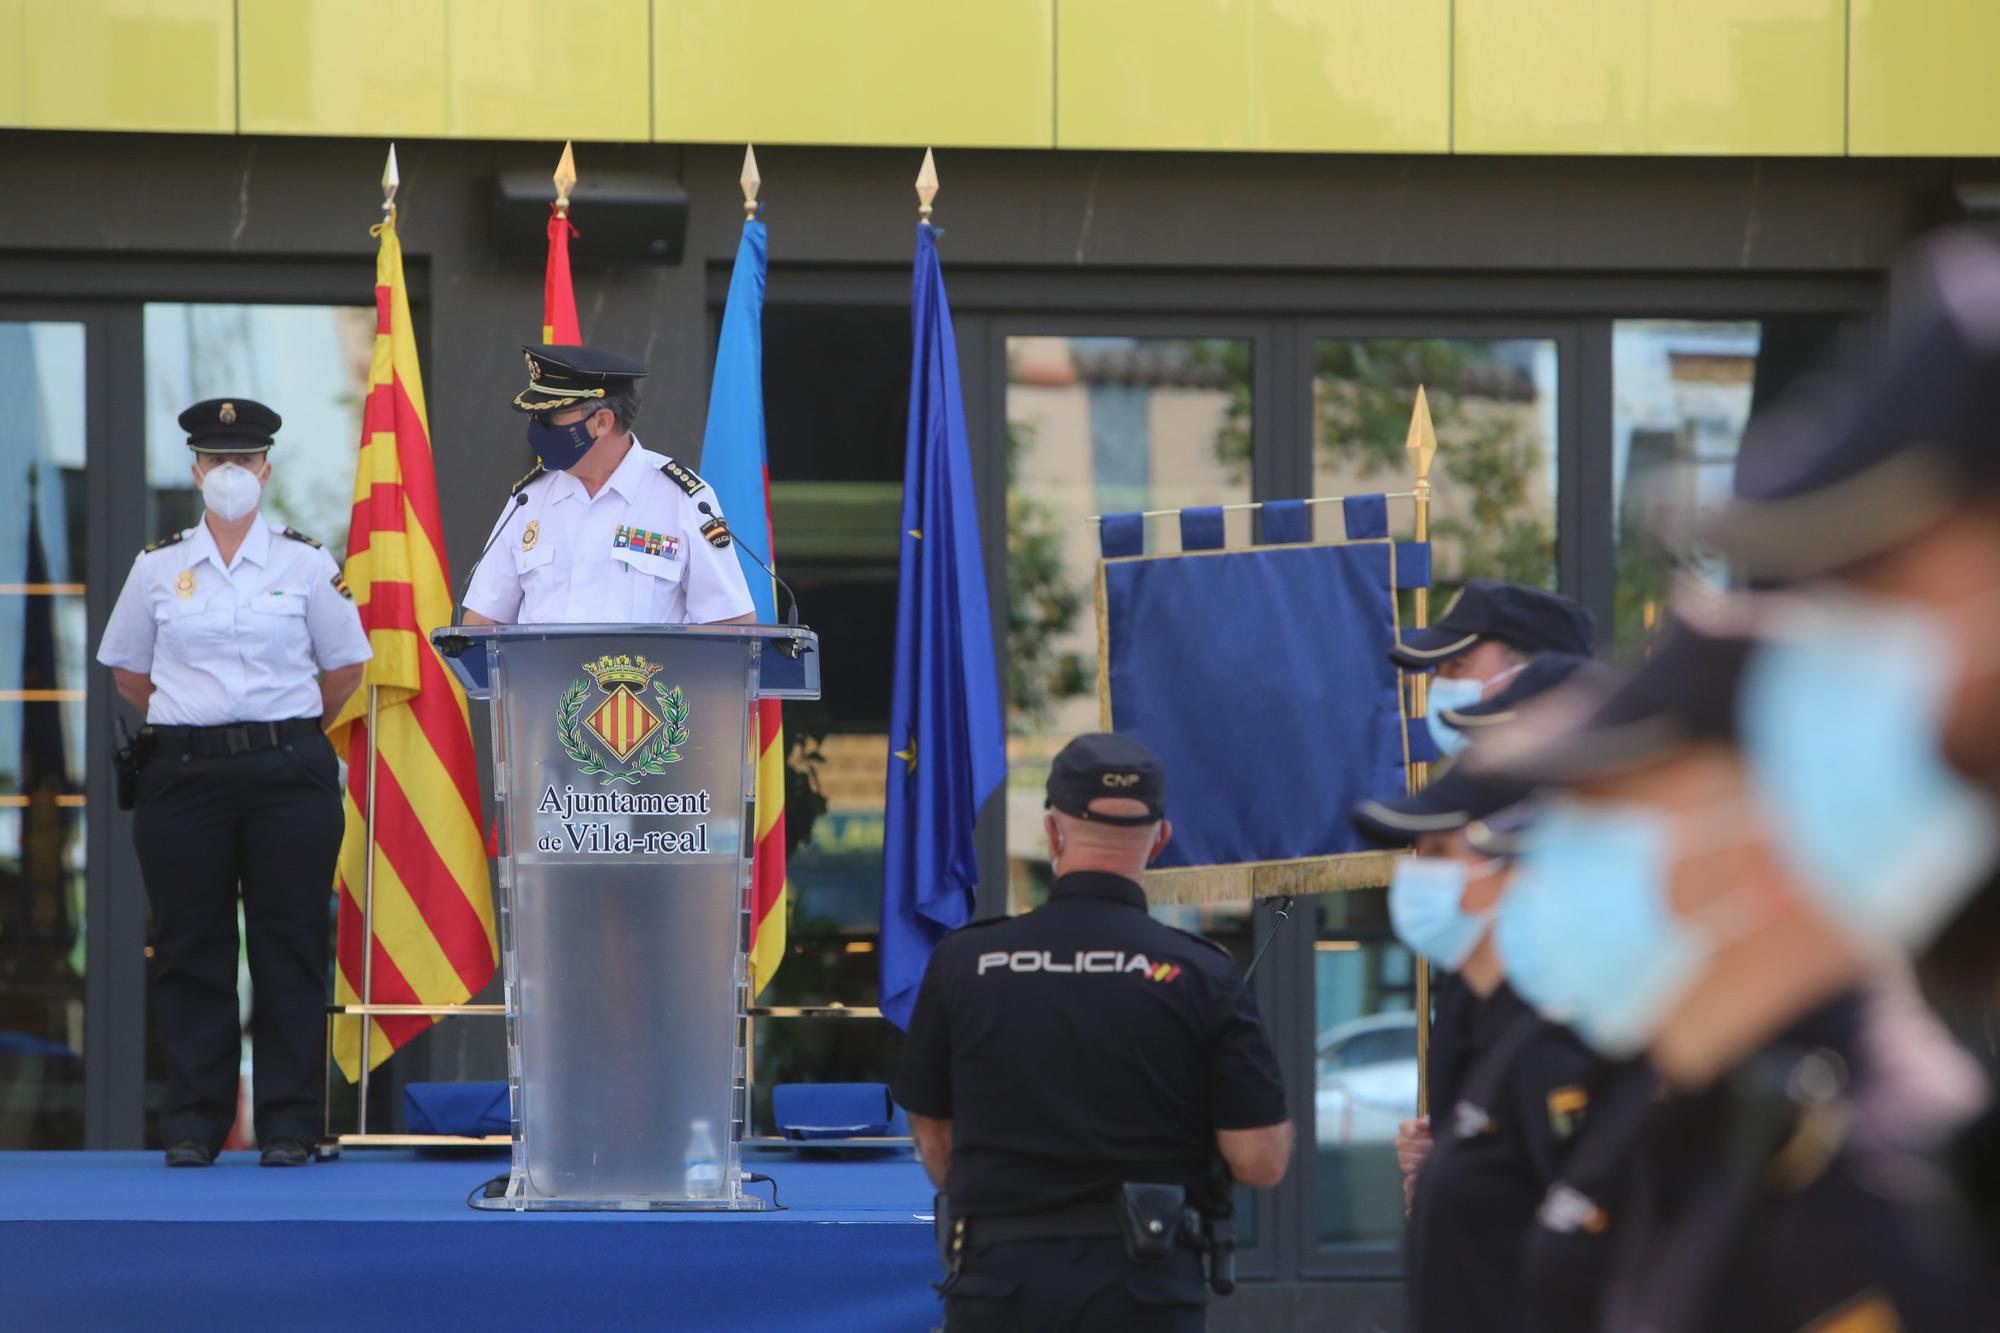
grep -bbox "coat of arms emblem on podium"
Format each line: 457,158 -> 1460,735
558,653 -> 690,785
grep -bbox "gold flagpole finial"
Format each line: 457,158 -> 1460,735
380,144 -> 399,216
916,147 -> 939,223
553,141 -> 578,217
740,145 -> 761,221
1405,384 -> 1438,489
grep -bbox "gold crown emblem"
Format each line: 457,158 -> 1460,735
526,352 -> 542,382
219,402 -> 237,424
582,653 -> 662,690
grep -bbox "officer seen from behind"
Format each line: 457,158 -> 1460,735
892,734 -> 1291,1332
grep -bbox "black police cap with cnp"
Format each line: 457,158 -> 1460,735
1441,652 -> 1621,733
1709,227 -> 2000,579
179,397 -> 281,453
1388,579 -> 1595,670
1350,765 -> 1534,846
1474,612 -> 1750,787
513,343 -> 650,414
1046,733 -> 1166,827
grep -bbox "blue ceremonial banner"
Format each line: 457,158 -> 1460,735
1097,506 -> 1425,895
696,219 -> 775,621
879,223 -> 1005,1030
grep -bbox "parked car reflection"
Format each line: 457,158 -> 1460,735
1314,1010 -> 1417,1146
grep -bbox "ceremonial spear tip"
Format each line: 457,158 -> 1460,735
916,147 -> 938,223
553,140 -> 577,214
741,145 -> 761,220
1405,384 -> 1438,483
381,143 -> 399,210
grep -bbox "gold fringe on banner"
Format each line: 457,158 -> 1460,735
1142,850 -> 1401,905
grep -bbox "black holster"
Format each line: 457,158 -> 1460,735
112,723 -> 153,811
1117,1182 -> 1187,1265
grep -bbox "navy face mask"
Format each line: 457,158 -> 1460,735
526,413 -> 597,471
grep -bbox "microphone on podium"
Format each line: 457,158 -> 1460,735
698,500 -> 801,631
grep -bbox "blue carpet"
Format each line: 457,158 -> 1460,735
0,1150 -> 940,1332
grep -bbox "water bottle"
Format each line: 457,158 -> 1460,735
682,1118 -> 723,1199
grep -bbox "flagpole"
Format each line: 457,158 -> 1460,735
553,141 -> 576,219
354,148 -> 396,1128
1404,387 -> 1438,1118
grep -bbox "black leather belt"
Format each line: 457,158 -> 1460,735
148,718 -> 323,758
965,1194 -> 1124,1246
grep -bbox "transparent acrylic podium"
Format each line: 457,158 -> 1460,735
431,622 -> 819,1211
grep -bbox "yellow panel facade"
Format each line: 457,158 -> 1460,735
23,0 -> 233,134
0,0 -> 24,126
1455,0 -> 1842,155
449,0 -> 650,142
239,0 -> 449,138
654,0 -> 1052,148
1057,0 -> 1449,152
1851,0 -> 2000,156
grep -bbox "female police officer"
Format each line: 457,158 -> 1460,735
96,398 -> 370,1168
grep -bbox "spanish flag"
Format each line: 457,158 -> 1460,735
326,196 -> 497,1079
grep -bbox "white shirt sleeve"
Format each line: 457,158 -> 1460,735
96,554 -> 158,673
681,486 -> 758,624
462,496 -> 531,623
306,549 -> 373,670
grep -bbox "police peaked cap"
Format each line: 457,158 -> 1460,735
1472,613 -> 1748,787
1389,579 -> 1595,670
1046,733 -> 1167,826
514,343 -> 650,413
179,397 -> 281,452
1709,227 -> 2000,579
1350,765 -> 1535,846
1442,652 -> 1620,732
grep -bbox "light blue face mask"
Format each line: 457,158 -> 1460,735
1741,594 -> 2000,950
1424,677 -> 1487,758
1389,856 -> 1493,971
1494,801 -> 1715,1058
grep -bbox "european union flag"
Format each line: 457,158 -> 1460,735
879,223 -> 1005,1030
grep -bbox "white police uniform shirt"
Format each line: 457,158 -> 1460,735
462,439 -> 756,626
96,517 -> 372,726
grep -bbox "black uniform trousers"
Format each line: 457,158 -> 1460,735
941,1237 -> 1208,1333
133,725 -> 344,1148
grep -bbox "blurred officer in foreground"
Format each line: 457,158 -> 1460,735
96,399 -> 371,1167
1480,614 -> 1988,1331
462,344 -> 754,626
1387,591 -> 1598,1208
892,734 -> 1291,1332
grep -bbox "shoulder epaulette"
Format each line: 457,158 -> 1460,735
1169,926 -> 1235,961
141,530 -> 188,555
659,458 -> 707,498
509,464 -> 547,497
281,527 -> 323,549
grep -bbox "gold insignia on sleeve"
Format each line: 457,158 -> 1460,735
1547,1086 -> 1589,1140
522,519 -> 540,552
175,569 -> 195,599
1802,1293 -> 1902,1333
700,517 -> 731,549
219,402 -> 237,425
331,572 -> 352,600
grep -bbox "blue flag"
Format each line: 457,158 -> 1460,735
879,223 -> 1005,1030
696,220 -> 777,621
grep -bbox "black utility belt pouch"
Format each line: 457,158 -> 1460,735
1118,1182 -> 1187,1265
111,725 -> 155,811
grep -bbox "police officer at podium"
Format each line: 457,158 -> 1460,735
97,398 -> 371,1168
461,344 -> 755,626
893,733 -> 1292,1332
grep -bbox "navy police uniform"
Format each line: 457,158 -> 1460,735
95,399 -> 370,1164
1404,983 -> 1607,1333
892,735 -> 1286,1332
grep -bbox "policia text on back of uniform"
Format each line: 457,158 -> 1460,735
892,734 -> 1293,1333
96,399 -> 371,1169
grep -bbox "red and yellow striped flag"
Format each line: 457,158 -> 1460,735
327,207 -> 497,1080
